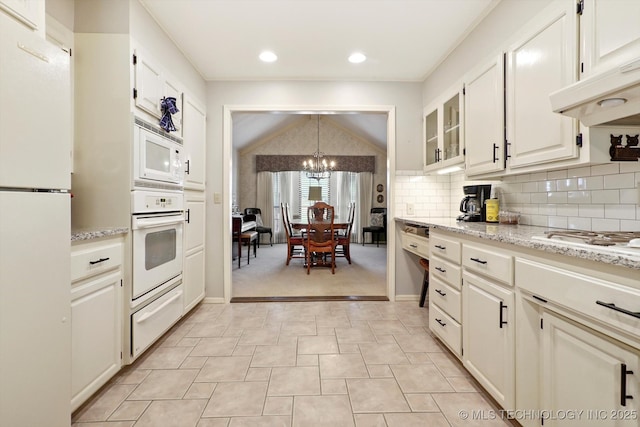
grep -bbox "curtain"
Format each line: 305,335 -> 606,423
334,172 -> 351,224
272,171 -> 298,243
256,172 -> 273,245
357,172 -> 373,244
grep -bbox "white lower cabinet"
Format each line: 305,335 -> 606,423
71,238 -> 123,412
541,310 -> 639,427
184,191 -> 205,312
463,270 -> 515,410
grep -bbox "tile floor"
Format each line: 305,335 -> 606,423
72,301 -> 512,427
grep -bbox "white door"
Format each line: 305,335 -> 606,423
0,192 -> 71,427
463,271 -> 515,409
0,13 -> 70,190
542,310 -> 639,426
506,1 -> 578,169
71,272 -> 122,411
134,50 -> 163,118
581,0 -> 640,78
183,95 -> 207,190
464,55 -> 505,177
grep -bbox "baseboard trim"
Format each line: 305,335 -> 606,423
202,297 -> 226,304
394,295 -> 420,302
230,295 -> 390,303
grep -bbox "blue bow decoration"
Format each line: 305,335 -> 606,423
159,97 -> 179,132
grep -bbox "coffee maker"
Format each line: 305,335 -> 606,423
457,184 -> 492,222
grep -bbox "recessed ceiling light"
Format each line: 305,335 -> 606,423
348,52 -> 366,64
259,51 -> 278,63
597,97 -> 627,108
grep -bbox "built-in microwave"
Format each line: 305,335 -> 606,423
133,117 -> 184,190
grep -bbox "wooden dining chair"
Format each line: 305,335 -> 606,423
306,202 -> 337,274
232,216 -> 257,268
336,202 -> 355,264
281,203 -> 305,265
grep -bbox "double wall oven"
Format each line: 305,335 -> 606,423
129,118 -> 185,359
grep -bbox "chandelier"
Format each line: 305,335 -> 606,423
303,115 -> 335,181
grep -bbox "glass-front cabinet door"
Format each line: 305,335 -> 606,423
442,94 -> 461,162
424,108 -> 439,168
424,87 -> 464,173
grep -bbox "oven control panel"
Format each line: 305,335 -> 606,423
132,190 -> 184,214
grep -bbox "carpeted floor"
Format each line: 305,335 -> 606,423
232,243 -> 387,298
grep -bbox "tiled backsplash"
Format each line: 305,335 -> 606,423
395,162 -> 640,231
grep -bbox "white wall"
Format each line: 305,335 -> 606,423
206,80 -> 421,299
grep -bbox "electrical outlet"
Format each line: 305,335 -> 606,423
406,203 -> 415,215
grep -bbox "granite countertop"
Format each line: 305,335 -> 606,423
71,227 -> 129,242
396,217 -> 640,270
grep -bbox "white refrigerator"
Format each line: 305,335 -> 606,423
0,13 -> 72,427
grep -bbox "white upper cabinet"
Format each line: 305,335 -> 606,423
182,95 -> 206,190
133,47 -> 184,136
506,0 -> 579,170
423,87 -> 464,173
464,55 -> 505,177
580,0 -> 640,79
134,50 -> 163,118
0,0 -> 44,32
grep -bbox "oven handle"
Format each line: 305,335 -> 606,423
136,290 -> 183,323
133,213 -> 185,229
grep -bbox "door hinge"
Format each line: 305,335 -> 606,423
581,62 -> 584,73
462,148 -> 466,156
132,53 -> 137,65
541,416 -> 545,425
120,279 -> 123,287
462,87 -> 466,96
577,0 -> 584,15
576,133 -> 583,147
133,88 -> 138,100
540,318 -> 544,329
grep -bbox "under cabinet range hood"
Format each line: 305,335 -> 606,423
550,58 -> 640,126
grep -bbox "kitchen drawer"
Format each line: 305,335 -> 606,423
429,276 -> 461,322
401,231 -> 429,258
429,233 -> 461,264
131,285 -> 183,358
462,243 -> 513,286
71,242 -> 123,283
517,258 -> 640,342
429,303 -> 462,357
429,256 -> 462,290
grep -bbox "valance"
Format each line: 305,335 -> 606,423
256,155 -> 375,173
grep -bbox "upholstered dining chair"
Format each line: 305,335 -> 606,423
336,202 -> 355,264
306,202 -> 337,274
243,207 -> 273,247
362,207 -> 387,247
281,203 -> 305,265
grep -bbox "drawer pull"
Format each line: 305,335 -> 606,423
435,318 -> 446,327
435,289 -> 446,297
409,243 -> 418,249
596,301 -> 640,319
499,301 -> 508,328
89,257 -> 110,265
435,267 -> 446,273
470,257 -> 487,265
434,245 -> 446,250
621,363 -> 634,406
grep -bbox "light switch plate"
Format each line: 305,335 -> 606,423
213,192 -> 222,204
406,203 -> 415,215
